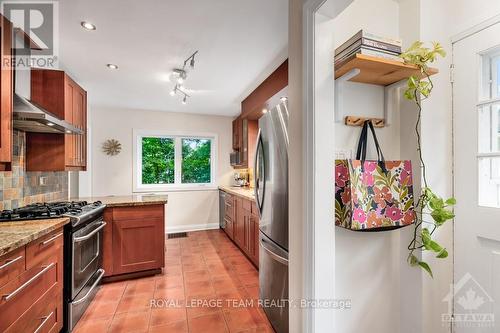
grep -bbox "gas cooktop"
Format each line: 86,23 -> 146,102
0,200 -> 104,226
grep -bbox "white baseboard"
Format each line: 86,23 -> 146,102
166,222 -> 220,234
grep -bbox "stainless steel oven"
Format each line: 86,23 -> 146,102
71,218 -> 106,299
64,204 -> 107,332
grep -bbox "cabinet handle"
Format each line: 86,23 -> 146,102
74,222 -> 106,242
41,232 -> 63,246
73,269 -> 105,305
33,311 -> 54,333
0,255 -> 23,270
2,263 -> 55,301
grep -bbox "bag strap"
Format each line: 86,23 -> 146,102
365,121 -> 385,163
355,121 -> 369,160
355,120 -> 387,173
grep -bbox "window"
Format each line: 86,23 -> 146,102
478,51 -> 500,207
134,130 -> 217,191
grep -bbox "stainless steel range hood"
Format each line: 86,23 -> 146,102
11,31 -> 82,134
13,95 -> 83,134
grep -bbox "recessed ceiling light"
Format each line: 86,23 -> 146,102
280,96 -> 288,102
262,108 -> 268,114
47,122 -> 54,126
81,21 -> 96,31
106,63 -> 118,70
66,130 -> 72,134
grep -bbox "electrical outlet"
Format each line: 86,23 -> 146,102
334,149 -> 352,160
39,176 -> 48,186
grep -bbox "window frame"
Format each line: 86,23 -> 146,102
133,129 -> 218,192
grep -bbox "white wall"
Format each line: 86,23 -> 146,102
317,0 -> 422,333
85,106 -> 233,232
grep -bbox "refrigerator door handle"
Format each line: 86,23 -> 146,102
260,238 -> 288,266
254,129 -> 265,217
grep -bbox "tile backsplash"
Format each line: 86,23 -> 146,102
0,131 -> 68,210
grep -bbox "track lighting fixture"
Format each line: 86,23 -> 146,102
170,51 -> 198,104
169,84 -> 189,104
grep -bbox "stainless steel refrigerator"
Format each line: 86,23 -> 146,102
254,100 -> 289,333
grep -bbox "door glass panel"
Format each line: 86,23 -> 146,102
478,103 -> 500,153
478,156 -> 500,207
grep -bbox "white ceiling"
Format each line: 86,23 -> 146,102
56,0 -> 288,116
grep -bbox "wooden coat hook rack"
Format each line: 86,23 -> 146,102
345,116 -> 385,128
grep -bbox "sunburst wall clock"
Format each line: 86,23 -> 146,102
102,139 -> 122,156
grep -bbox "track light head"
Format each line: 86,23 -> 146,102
190,57 -> 195,68
182,96 -> 187,105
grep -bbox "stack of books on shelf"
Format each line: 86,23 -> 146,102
334,30 -> 403,68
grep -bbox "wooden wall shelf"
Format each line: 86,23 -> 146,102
334,54 -> 438,86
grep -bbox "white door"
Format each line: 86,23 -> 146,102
453,21 -> 500,333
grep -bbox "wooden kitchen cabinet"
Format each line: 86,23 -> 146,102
0,228 -> 64,333
232,117 -> 242,151
231,117 -> 258,169
103,204 -> 165,278
0,15 -> 13,171
26,69 -> 87,171
234,197 -> 247,249
229,194 -> 259,268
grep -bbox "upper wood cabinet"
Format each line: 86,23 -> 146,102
231,117 -> 258,169
232,117 -> 242,151
0,16 -> 13,171
26,69 -> 87,171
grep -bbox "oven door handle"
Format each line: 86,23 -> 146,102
74,222 -> 107,243
72,269 -> 105,306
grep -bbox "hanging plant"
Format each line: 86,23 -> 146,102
400,41 -> 455,277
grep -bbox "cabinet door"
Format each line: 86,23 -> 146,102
0,16 -> 12,168
241,119 -> 248,166
234,197 -> 246,248
249,213 -> 259,267
72,86 -> 86,167
112,214 -> 165,275
64,80 -> 75,167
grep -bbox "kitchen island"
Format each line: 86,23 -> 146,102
74,195 -> 168,280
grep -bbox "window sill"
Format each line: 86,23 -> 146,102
133,186 -> 219,193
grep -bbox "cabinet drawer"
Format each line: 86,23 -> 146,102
26,229 -> 63,270
242,198 -> 252,212
224,218 -> 234,240
5,285 -> 62,333
112,205 -> 164,221
224,194 -> 234,205
224,201 -> 234,220
0,258 -> 59,332
0,247 -> 26,289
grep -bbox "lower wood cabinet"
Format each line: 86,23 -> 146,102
222,192 -> 259,268
103,204 -> 166,277
0,228 -> 64,333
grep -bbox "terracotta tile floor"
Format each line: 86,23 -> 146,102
74,229 -> 274,333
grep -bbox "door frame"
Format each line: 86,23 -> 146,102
451,14 -> 500,333
300,0 -> 352,331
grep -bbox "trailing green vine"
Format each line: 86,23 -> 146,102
400,41 -> 455,278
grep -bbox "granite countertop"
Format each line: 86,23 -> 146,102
219,186 -> 255,201
0,217 -> 70,257
73,195 -> 168,208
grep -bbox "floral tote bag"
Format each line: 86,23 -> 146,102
335,121 -> 415,231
